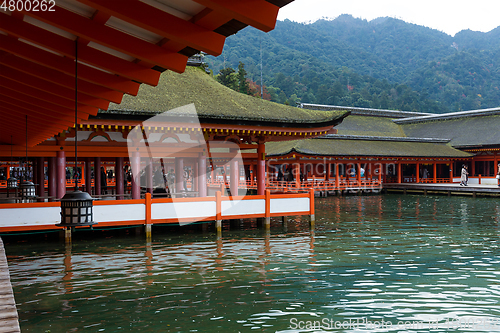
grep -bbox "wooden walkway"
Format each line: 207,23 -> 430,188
0,238 -> 20,333
384,183 -> 500,197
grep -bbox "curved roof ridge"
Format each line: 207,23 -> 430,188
299,103 -> 435,118
394,107 -> 500,124
319,134 -> 450,143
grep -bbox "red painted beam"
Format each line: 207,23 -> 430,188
76,0 -> 226,55
0,34 -> 140,95
0,85 -> 98,117
0,13 -> 161,86
193,0 -> 279,32
23,7 -> 189,72
0,57 -> 124,104
0,96 -> 77,124
0,71 -> 110,110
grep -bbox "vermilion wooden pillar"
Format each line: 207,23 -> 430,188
449,161 -> 454,182
48,157 -> 56,200
397,161 -> 402,183
335,163 -> 339,188
257,143 -> 266,195
416,162 -> 420,183
294,160 -> 300,188
433,162 -> 437,183
175,157 -> 184,193
198,153 -> 207,197
131,152 -> 141,199
115,157 -> 124,199
230,158 -> 238,196
36,157 -> 45,198
94,157 -> 101,196
146,159 -> 153,194
56,150 -> 66,199
85,158 -> 92,194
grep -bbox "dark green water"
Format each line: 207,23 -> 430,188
6,194 -> 500,332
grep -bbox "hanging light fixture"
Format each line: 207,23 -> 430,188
58,40 -> 95,227
20,115 -> 36,202
6,135 -> 18,197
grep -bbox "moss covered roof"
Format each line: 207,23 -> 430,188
266,137 -> 472,158
334,115 -> 406,137
103,66 -> 347,126
400,115 -> 500,148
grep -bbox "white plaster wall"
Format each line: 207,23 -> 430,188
94,204 -> 145,222
152,201 -> 216,220
0,207 -> 60,227
270,198 -> 310,214
221,199 -> 265,217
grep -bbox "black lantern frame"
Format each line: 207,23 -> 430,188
58,190 -> 95,226
20,180 -> 36,202
58,40 -> 95,228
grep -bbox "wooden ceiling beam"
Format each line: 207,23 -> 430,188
23,7 -> 189,72
0,73 -> 110,110
0,13 -> 161,86
0,85 -> 98,117
0,58 -> 124,104
193,0 -> 279,32
0,34 -> 140,95
76,0 -> 226,55
0,96 -> 77,124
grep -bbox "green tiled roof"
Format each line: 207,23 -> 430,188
102,66 -> 347,126
266,137 -> 472,158
335,115 -> 406,137
399,114 -> 500,148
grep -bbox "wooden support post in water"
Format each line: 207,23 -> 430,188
264,189 -> 271,229
216,191 -> 222,235
309,188 -> 315,229
64,228 -> 71,244
145,193 -> 152,240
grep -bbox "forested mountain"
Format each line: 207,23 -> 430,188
205,15 -> 500,113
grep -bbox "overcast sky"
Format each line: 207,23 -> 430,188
277,0 -> 500,36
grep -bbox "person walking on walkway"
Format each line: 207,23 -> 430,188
460,164 -> 468,186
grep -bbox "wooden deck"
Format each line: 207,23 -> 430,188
384,183 -> 500,197
0,238 -> 20,333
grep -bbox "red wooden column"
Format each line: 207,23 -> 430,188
94,157 -> 101,196
257,142 -> 266,195
335,162 -> 339,189
175,157 -> 184,193
433,162 -> 437,183
56,150 -> 66,199
416,162 -> 420,183
294,160 -> 301,188
115,157 -> 124,200
356,162 -> 361,185
397,161 -> 402,183
146,159 -> 153,194
198,153 -> 207,197
131,152 -> 141,199
48,157 -> 56,200
325,160 -> 330,182
378,162 -> 382,183
449,161 -> 454,182
230,158 -> 238,197
36,157 -> 45,198
84,158 -> 92,194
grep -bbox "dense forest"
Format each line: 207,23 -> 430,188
205,15 -> 500,113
